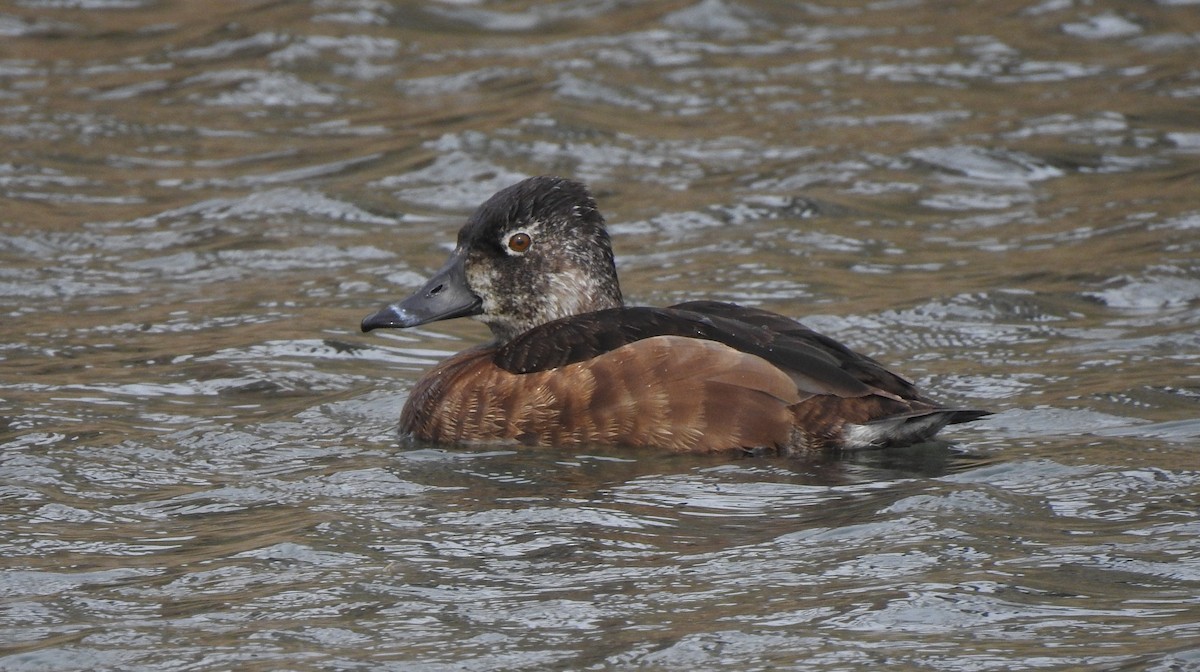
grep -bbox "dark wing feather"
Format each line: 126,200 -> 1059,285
671,300 -> 923,401
493,304 -> 882,399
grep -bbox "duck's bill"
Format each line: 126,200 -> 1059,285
361,251 -> 483,332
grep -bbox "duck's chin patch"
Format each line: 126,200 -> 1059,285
480,313 -> 538,343
475,291 -> 544,342
469,264 -> 621,342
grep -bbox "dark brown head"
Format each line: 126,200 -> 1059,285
362,176 -> 624,342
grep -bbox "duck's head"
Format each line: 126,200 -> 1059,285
362,176 -> 623,343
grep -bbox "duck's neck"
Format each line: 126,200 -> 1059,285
485,271 -> 623,343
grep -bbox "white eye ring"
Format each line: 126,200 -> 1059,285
506,231 -> 532,255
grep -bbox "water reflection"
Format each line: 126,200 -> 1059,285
3,0 -> 1200,669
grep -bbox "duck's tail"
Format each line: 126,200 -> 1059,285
841,408 -> 992,449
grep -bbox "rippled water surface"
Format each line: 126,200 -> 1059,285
3,1 -> 1200,670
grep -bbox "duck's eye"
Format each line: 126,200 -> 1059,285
507,232 -> 532,254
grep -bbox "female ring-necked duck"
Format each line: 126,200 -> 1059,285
363,176 -> 989,454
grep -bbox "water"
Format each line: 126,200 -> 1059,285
2,0 -> 1199,669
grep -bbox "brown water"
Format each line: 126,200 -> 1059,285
3,1 -> 1200,670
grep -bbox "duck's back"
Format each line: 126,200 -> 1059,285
399,302 -> 989,453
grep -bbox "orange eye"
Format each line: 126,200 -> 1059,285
507,232 -> 532,253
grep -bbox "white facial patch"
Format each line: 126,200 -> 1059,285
544,267 -> 593,320
465,263 -> 500,310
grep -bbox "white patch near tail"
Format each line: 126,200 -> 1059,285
841,411 -> 960,450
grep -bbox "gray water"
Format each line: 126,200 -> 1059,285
2,1 -> 1200,670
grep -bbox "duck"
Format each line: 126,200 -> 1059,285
362,176 -> 989,455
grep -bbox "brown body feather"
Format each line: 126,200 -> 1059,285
402,336 -> 808,453
399,333 -> 957,454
